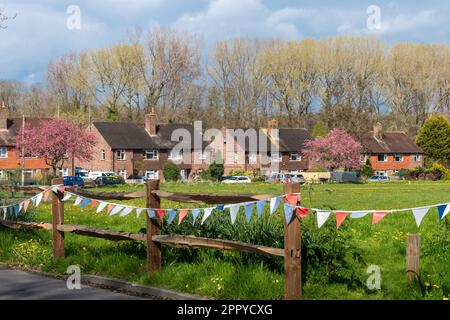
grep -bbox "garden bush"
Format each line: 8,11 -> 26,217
163,161 -> 181,181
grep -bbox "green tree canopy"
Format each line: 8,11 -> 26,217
312,120 -> 329,138
163,161 -> 181,181
416,116 -> 450,166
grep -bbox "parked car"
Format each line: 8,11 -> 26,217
368,175 -> 390,182
266,173 -> 304,184
63,176 -> 85,187
126,175 -> 146,184
331,171 -> 362,183
75,169 -> 89,180
221,176 -> 252,184
88,171 -> 119,180
95,176 -> 125,186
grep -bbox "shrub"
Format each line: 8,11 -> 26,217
209,162 -> 224,181
358,159 -> 373,179
163,161 -> 181,181
229,170 -> 252,177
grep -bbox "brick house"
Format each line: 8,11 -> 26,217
0,104 -> 50,181
355,123 -> 423,177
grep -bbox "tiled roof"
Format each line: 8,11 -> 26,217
355,131 -> 422,154
0,118 -> 49,146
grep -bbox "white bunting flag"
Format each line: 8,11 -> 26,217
119,207 -> 134,217
350,212 -> 369,219
73,196 -> 83,206
270,196 -> 281,215
35,192 -> 44,207
317,211 -> 331,228
229,205 -> 240,224
135,208 -> 145,218
201,207 -> 214,225
412,207 -> 431,227
51,186 -> 59,193
109,206 -> 124,216
96,202 -> 108,213
2,207 -> 6,219
62,193 -> 72,201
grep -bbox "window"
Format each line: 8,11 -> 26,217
59,168 -> 68,177
270,152 -> 281,162
101,149 -> 106,161
145,170 -> 159,180
289,152 -> 301,161
144,149 -> 158,160
360,154 -> 369,163
376,170 -> 387,176
168,149 -> 182,160
198,150 -> 207,161
377,154 -> 387,162
413,154 -> 422,162
0,147 -> 7,159
117,150 -> 126,160
248,152 -> 257,164
394,154 -> 403,162
24,153 -> 38,159
118,170 -> 126,179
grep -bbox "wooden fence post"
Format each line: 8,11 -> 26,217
146,179 -> 162,273
51,178 -> 65,259
283,183 -> 301,300
406,233 -> 420,284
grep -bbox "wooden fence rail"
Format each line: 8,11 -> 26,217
0,179 -> 302,300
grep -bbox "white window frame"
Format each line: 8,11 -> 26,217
118,170 -> 127,179
248,152 -> 257,164
168,149 -> 182,161
393,153 -> 403,162
377,154 -> 387,162
360,154 -> 369,163
59,168 -> 68,177
117,149 -> 126,161
144,149 -> 158,160
101,149 -> 106,161
270,152 -> 281,162
197,150 -> 207,161
413,154 -> 422,162
289,152 -> 301,161
0,147 -> 7,159
145,170 -> 159,180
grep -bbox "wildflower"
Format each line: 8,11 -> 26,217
433,284 -> 440,288
443,297 -> 449,300
424,282 -> 430,287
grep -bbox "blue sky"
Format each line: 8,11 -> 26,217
0,0 -> 449,82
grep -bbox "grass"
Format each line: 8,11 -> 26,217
0,180 -> 449,300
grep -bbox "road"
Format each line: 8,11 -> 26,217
0,268 -> 144,300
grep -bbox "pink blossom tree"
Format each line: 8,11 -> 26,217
16,118 -> 97,176
303,128 -> 362,171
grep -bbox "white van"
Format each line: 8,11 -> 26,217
87,171 -> 118,180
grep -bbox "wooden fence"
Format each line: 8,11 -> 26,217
0,178 -> 303,300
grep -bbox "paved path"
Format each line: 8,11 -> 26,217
0,268 -> 144,300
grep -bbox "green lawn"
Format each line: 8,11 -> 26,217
0,181 -> 449,300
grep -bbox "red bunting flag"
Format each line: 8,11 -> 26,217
296,207 -> 309,218
58,186 -> 67,193
156,209 -> 166,221
43,190 -> 51,202
372,212 -> 387,225
178,209 -> 189,225
90,199 -> 98,209
23,200 -> 30,213
336,212 -> 348,229
285,194 -> 299,206
107,204 -> 115,214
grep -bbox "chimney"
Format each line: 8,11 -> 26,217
373,122 -> 383,140
268,118 -> 278,130
145,108 -> 157,136
0,101 -> 9,130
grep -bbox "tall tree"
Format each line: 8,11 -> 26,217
416,115 -> 450,166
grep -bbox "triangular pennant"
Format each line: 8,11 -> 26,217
109,205 -> 124,216
296,207 -> 308,218
350,212 -> 369,219
8,206 -> 13,217
216,205 -> 225,211
317,211 -> 331,228
43,189 -> 52,202
270,196 -> 281,215
107,203 -> 115,214
191,209 -> 200,225
244,204 -> 253,222
2,207 -> 6,219
35,192 -> 44,207
178,209 -> 189,225
58,186 -> 66,193
119,207 -> 134,217
73,196 -> 83,206
147,209 -> 156,219
285,194 -> 299,206
256,200 -> 266,218
14,204 -> 21,217
80,198 -> 90,209
168,210 -> 177,225
96,202 -> 108,213
62,193 -> 72,202
201,207 -> 214,225
229,205 -> 240,224
136,208 -> 145,218
156,209 -> 166,221
23,200 -> 30,213
437,204 -> 450,220
372,212 -> 387,225
336,212 -> 348,229
90,199 -> 98,209
412,207 -> 430,227
284,203 -> 295,224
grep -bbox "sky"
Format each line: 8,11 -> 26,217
0,0 -> 449,83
